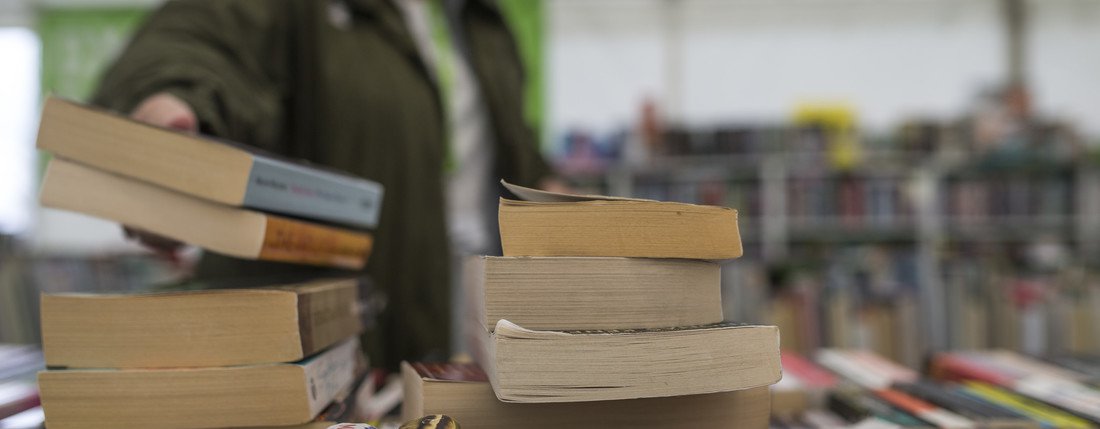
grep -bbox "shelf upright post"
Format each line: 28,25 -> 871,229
914,164 -> 947,352
761,153 -> 788,262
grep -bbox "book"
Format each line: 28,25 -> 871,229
39,158 -> 372,269
36,97 -> 384,229
957,381 -> 1092,429
0,382 -> 38,421
772,352 -> 839,417
470,256 -> 722,331
38,338 -> 360,429
892,382 -> 1038,429
40,278 -> 361,368
498,181 -> 742,259
932,351 -> 1100,424
400,362 -> 771,429
476,319 -> 780,403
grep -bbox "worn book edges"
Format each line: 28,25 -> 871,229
469,256 -> 722,331
475,320 -> 781,403
498,180 -> 742,259
39,158 -> 372,269
38,338 -> 360,429
36,97 -> 383,229
41,278 -> 361,368
401,362 -> 770,429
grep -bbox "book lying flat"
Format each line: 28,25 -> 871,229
40,278 -> 361,369
39,158 -> 372,269
476,320 -> 780,403
401,362 -> 770,429
471,256 -> 722,331
498,181 -> 742,259
38,339 -> 360,429
37,97 -> 383,229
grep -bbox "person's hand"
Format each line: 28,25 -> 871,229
131,92 -> 198,132
123,92 -> 198,258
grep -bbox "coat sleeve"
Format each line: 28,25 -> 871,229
91,0 -> 291,150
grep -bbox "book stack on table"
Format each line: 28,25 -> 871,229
403,182 -> 782,428
31,97 -> 386,429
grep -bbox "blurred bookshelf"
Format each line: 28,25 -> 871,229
552,106 -> 1100,369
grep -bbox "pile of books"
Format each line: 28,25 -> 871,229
0,344 -> 44,429
36,97 -> 382,270
32,97 -> 385,428
772,348 -> 1100,429
36,279 -> 368,429
403,182 -> 782,428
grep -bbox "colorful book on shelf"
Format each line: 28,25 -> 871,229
38,338 -> 361,429
0,382 -> 38,421
474,319 -> 780,403
498,181 -> 742,259
40,278 -> 361,368
771,352 -> 839,417
893,381 -> 1039,429
932,351 -> 1100,424
401,362 -> 770,429
36,97 -> 384,229
39,158 -> 372,269
957,381 -> 1092,429
469,256 -> 722,331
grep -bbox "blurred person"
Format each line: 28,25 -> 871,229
92,0 -> 565,370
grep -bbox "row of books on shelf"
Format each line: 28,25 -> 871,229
602,175 -> 1082,235
772,348 -> 1100,429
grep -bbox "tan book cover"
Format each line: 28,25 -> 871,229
41,278 -> 361,368
401,361 -> 770,428
498,181 -> 742,259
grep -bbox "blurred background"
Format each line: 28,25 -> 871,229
2,0 -> 1100,368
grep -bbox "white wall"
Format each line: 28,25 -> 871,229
548,0 -> 1100,137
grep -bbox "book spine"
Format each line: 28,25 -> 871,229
297,281 -> 362,356
259,217 -> 373,270
301,338 -> 360,418
959,381 -> 1092,429
246,157 -> 384,229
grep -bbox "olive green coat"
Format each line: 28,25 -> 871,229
92,0 -> 551,369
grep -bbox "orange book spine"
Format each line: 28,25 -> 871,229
259,216 -> 373,269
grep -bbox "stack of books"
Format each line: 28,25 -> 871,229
32,97 -> 387,428
0,344 -> 43,429
403,182 -> 782,428
36,97 -> 382,270
37,279 -> 367,429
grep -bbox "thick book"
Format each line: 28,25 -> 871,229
40,278 -> 361,368
498,181 -> 742,259
475,319 -> 781,403
37,97 -> 383,229
38,338 -> 360,429
39,158 -> 372,269
470,256 -> 722,331
400,362 -> 770,429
